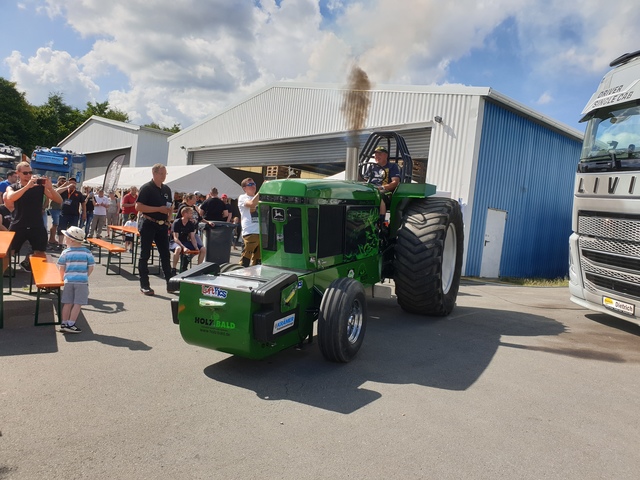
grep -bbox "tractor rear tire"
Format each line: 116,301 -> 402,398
394,197 -> 464,316
318,278 -> 368,363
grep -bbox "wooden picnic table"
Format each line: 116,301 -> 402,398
108,225 -> 140,271
107,225 -> 160,275
0,231 -> 16,328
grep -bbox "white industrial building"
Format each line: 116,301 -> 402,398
59,116 -> 172,181
167,82 -> 583,279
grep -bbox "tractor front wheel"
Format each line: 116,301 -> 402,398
394,197 -> 464,316
318,278 -> 368,362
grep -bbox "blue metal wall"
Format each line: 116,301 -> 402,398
465,101 -> 582,278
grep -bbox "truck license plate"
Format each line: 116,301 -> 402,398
602,296 -> 635,316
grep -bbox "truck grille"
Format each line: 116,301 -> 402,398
578,214 -> 640,242
581,250 -> 640,271
578,212 -> 640,300
585,274 -> 640,298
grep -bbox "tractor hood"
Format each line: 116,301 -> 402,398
259,179 -> 378,203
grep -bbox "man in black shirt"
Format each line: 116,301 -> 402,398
57,178 -> 86,236
170,206 -> 206,274
198,187 -> 228,223
135,164 -> 173,295
4,161 -> 63,271
176,192 -> 204,251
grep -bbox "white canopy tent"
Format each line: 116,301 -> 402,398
82,164 -> 244,198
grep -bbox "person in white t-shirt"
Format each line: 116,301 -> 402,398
89,187 -> 110,239
123,213 -> 138,253
237,178 -> 260,267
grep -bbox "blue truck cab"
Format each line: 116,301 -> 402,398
31,146 -> 86,182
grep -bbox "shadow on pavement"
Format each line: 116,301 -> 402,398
203,297 -> 567,414
57,313 -> 153,351
585,312 -> 640,336
84,297 -> 126,314
0,310 -> 152,356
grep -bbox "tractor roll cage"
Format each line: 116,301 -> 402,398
358,131 -> 416,184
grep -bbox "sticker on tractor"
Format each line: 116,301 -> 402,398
194,317 -> 235,329
202,285 -> 228,299
272,208 -> 285,222
273,313 -> 295,334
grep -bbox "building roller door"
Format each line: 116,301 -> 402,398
192,128 -> 430,168
84,148 -> 131,182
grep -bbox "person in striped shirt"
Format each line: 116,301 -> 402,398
57,226 -> 95,333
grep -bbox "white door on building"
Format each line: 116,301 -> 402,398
480,208 -> 507,278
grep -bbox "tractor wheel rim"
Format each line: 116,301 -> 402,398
442,223 -> 457,295
346,299 -> 363,344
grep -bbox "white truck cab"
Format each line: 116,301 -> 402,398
569,50 -> 640,326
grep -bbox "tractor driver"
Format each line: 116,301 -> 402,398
366,145 -> 400,222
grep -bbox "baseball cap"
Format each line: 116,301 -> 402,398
374,146 -> 388,154
62,226 -> 86,242
194,191 -> 200,196
221,194 -> 228,199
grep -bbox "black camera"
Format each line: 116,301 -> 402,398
36,178 -> 46,185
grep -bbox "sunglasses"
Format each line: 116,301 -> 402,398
21,171 -> 33,175
245,182 -> 256,187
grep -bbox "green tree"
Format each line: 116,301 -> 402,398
32,93 -> 84,147
144,122 -> 181,133
84,101 -> 129,123
0,78 -> 37,153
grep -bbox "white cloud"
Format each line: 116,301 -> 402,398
5,0 -> 640,129
537,91 -> 553,105
4,46 -> 99,105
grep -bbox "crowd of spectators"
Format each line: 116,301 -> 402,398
1,165 -> 247,297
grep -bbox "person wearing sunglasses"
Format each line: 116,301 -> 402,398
237,178 -> 261,267
4,161 -> 63,272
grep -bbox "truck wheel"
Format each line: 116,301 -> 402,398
394,197 -> 464,316
318,278 -> 368,363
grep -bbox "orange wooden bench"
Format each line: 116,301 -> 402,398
88,238 -> 126,275
29,256 -> 64,326
0,231 -> 15,329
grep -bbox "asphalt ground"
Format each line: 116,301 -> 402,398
1,249 -> 639,479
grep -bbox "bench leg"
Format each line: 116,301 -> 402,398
106,252 -> 123,275
34,287 -> 62,326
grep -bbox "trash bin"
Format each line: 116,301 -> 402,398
202,221 -> 237,264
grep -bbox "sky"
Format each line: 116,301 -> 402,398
2,0 -> 639,135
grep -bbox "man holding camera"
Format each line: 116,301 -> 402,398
3,161 -> 63,271
57,177 -> 87,238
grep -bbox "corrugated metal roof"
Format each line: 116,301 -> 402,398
169,82 -> 582,148
60,115 -> 172,146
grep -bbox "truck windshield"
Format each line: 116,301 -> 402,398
580,104 -> 640,171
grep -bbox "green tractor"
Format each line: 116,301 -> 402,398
170,132 -> 464,362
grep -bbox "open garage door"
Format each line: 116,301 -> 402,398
191,128 -> 430,175
84,148 -> 131,182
